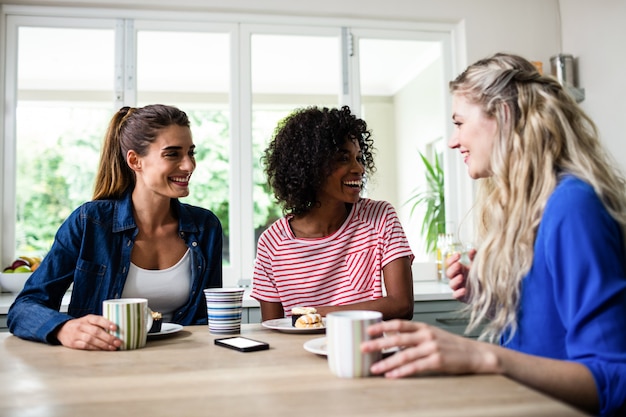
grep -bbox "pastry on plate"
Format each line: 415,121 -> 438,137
149,311 -> 163,333
294,313 -> 323,329
291,306 -> 317,326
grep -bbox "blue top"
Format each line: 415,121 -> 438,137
503,176 -> 626,416
7,191 -> 223,344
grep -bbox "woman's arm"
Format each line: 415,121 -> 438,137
7,208 -> 82,343
315,256 -> 414,320
361,320 -> 599,415
259,300 -> 285,321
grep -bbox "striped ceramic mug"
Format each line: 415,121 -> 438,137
204,288 -> 245,335
326,310 -> 382,378
102,298 -> 153,350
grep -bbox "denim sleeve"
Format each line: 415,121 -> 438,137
7,208 -> 82,344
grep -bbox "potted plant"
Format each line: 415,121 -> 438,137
406,151 -> 445,255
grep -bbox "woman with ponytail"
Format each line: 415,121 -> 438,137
8,104 -> 222,350
361,53 -> 626,416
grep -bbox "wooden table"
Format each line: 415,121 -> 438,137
0,325 -> 585,416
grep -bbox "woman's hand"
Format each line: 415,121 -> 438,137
446,248 -> 476,303
360,319 -> 500,378
362,320 -> 599,414
55,315 -> 122,351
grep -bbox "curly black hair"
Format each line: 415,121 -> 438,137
262,105 -> 376,216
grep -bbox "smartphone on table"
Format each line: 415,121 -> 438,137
214,336 -> 270,352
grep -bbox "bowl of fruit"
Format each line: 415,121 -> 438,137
0,256 -> 41,293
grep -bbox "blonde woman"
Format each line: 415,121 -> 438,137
361,53 -> 626,416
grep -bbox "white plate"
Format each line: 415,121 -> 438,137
261,317 -> 326,334
303,336 -> 327,355
147,323 -> 183,337
303,336 -> 399,357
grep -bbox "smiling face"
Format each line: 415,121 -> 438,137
449,94 -> 499,179
317,139 -> 365,205
129,124 -> 196,199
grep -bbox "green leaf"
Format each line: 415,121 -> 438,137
405,151 -> 445,254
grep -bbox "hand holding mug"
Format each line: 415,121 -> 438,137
55,314 -> 122,351
326,310 -> 383,378
446,246 -> 476,303
102,298 -> 153,350
361,319 -> 493,378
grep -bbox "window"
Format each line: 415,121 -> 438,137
249,30 -> 341,259
353,31 -> 450,258
10,21 -> 116,256
2,7 -> 457,287
135,25 -> 233,265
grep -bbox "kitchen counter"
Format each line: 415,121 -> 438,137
0,280 -> 454,315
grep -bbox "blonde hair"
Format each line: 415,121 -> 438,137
450,53 -> 626,342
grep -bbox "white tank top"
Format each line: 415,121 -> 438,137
122,249 -> 191,322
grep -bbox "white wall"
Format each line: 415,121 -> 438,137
393,58 -> 446,260
560,0 -> 626,174
361,97 -> 396,204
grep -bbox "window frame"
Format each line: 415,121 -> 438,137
1,4 -> 467,287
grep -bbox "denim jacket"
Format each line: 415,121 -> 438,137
7,191 -> 223,344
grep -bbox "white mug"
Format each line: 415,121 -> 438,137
102,298 -> 153,350
326,310 -> 383,378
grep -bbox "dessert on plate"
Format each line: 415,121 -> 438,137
294,313 -> 323,329
149,311 -> 163,333
291,306 -> 317,326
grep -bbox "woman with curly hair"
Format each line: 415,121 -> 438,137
251,105 -> 414,322
361,53 -> 626,416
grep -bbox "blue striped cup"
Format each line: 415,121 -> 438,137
204,288 -> 245,335
102,298 -> 153,350
326,310 -> 382,378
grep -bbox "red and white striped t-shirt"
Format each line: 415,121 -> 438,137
251,199 -> 414,316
